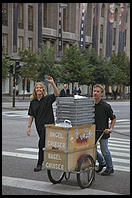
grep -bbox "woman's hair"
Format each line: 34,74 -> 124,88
93,84 -> 104,93
30,82 -> 47,101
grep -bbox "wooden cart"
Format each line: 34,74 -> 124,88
44,124 -> 97,189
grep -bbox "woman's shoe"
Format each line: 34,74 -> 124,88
34,164 -> 42,172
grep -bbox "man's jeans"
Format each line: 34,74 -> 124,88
97,138 -> 113,169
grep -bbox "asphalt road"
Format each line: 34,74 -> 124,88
2,101 -> 130,195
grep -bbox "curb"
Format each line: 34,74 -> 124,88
2,106 -> 29,110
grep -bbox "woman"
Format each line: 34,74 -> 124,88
27,76 -> 59,172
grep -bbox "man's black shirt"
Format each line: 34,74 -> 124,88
28,94 -> 56,131
95,99 -> 116,140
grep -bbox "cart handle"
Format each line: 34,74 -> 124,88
95,130 -> 104,145
64,119 -> 71,125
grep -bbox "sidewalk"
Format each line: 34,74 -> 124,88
2,95 -> 130,110
2,96 -> 30,110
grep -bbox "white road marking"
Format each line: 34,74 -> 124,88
2,176 -> 121,195
2,151 -> 37,160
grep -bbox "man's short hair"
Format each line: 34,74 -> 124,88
93,84 -> 104,93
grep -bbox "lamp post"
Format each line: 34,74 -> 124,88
10,55 -> 21,107
79,3 -> 87,49
58,3 -> 67,57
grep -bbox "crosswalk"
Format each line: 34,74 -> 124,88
2,136 -> 130,173
2,110 -> 130,173
97,137 -> 130,172
2,110 -> 29,119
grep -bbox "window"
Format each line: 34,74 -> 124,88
50,40 -> 55,48
100,25 -> 103,43
114,8 -> 118,21
99,48 -> 103,55
28,38 -> 33,50
113,28 -> 116,46
18,36 -> 24,51
18,3 -> 24,29
124,29 -> 127,47
112,50 -> 115,55
2,3 -> 8,26
43,3 -> 48,27
101,4 -> 105,17
125,12 -> 128,23
2,33 -> 8,55
28,5 -> 33,31
63,42 -> 67,55
63,8 -> 67,32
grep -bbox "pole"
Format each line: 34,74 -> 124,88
58,4 -> 62,57
12,72 -> 16,107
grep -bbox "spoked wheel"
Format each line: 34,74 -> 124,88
47,169 -> 65,184
77,154 -> 95,189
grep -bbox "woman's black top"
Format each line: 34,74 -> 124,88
28,94 -> 56,131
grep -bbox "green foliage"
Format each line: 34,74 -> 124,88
2,56 -> 12,79
18,48 -> 39,81
59,44 -> 95,85
37,44 -> 56,81
15,46 -> 130,88
109,52 -> 130,85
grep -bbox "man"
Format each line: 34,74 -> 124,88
59,84 -> 68,97
93,84 -> 116,176
27,76 -> 59,172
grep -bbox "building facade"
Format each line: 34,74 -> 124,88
2,3 -> 130,96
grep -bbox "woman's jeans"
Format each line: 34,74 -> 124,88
97,138 -> 113,170
37,127 -> 46,166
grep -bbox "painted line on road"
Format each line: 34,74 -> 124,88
97,149 -> 130,158
115,119 -> 130,123
17,148 -> 38,152
2,151 -> 37,160
109,139 -> 130,145
2,176 -> 120,195
113,165 -> 130,172
112,158 -> 130,164
110,137 -> 130,142
3,150 -> 130,172
108,143 -> 130,148
98,146 -> 129,152
19,146 -> 130,153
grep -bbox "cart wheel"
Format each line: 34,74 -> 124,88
47,169 -> 65,184
77,154 -> 95,189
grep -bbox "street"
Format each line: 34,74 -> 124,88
2,101 -> 130,195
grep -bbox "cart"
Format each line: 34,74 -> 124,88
44,123 -> 101,189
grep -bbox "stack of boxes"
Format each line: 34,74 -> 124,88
56,97 -> 95,126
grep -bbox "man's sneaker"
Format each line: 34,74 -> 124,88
96,163 -> 106,173
34,164 -> 42,172
101,168 -> 114,176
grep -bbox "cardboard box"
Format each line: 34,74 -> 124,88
44,146 -> 96,172
44,124 -> 96,172
45,124 -> 95,152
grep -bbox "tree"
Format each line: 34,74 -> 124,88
59,44 -> 95,86
18,48 -> 39,81
2,56 -> 11,80
37,44 -> 57,81
109,52 -> 130,86
84,48 -> 113,86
